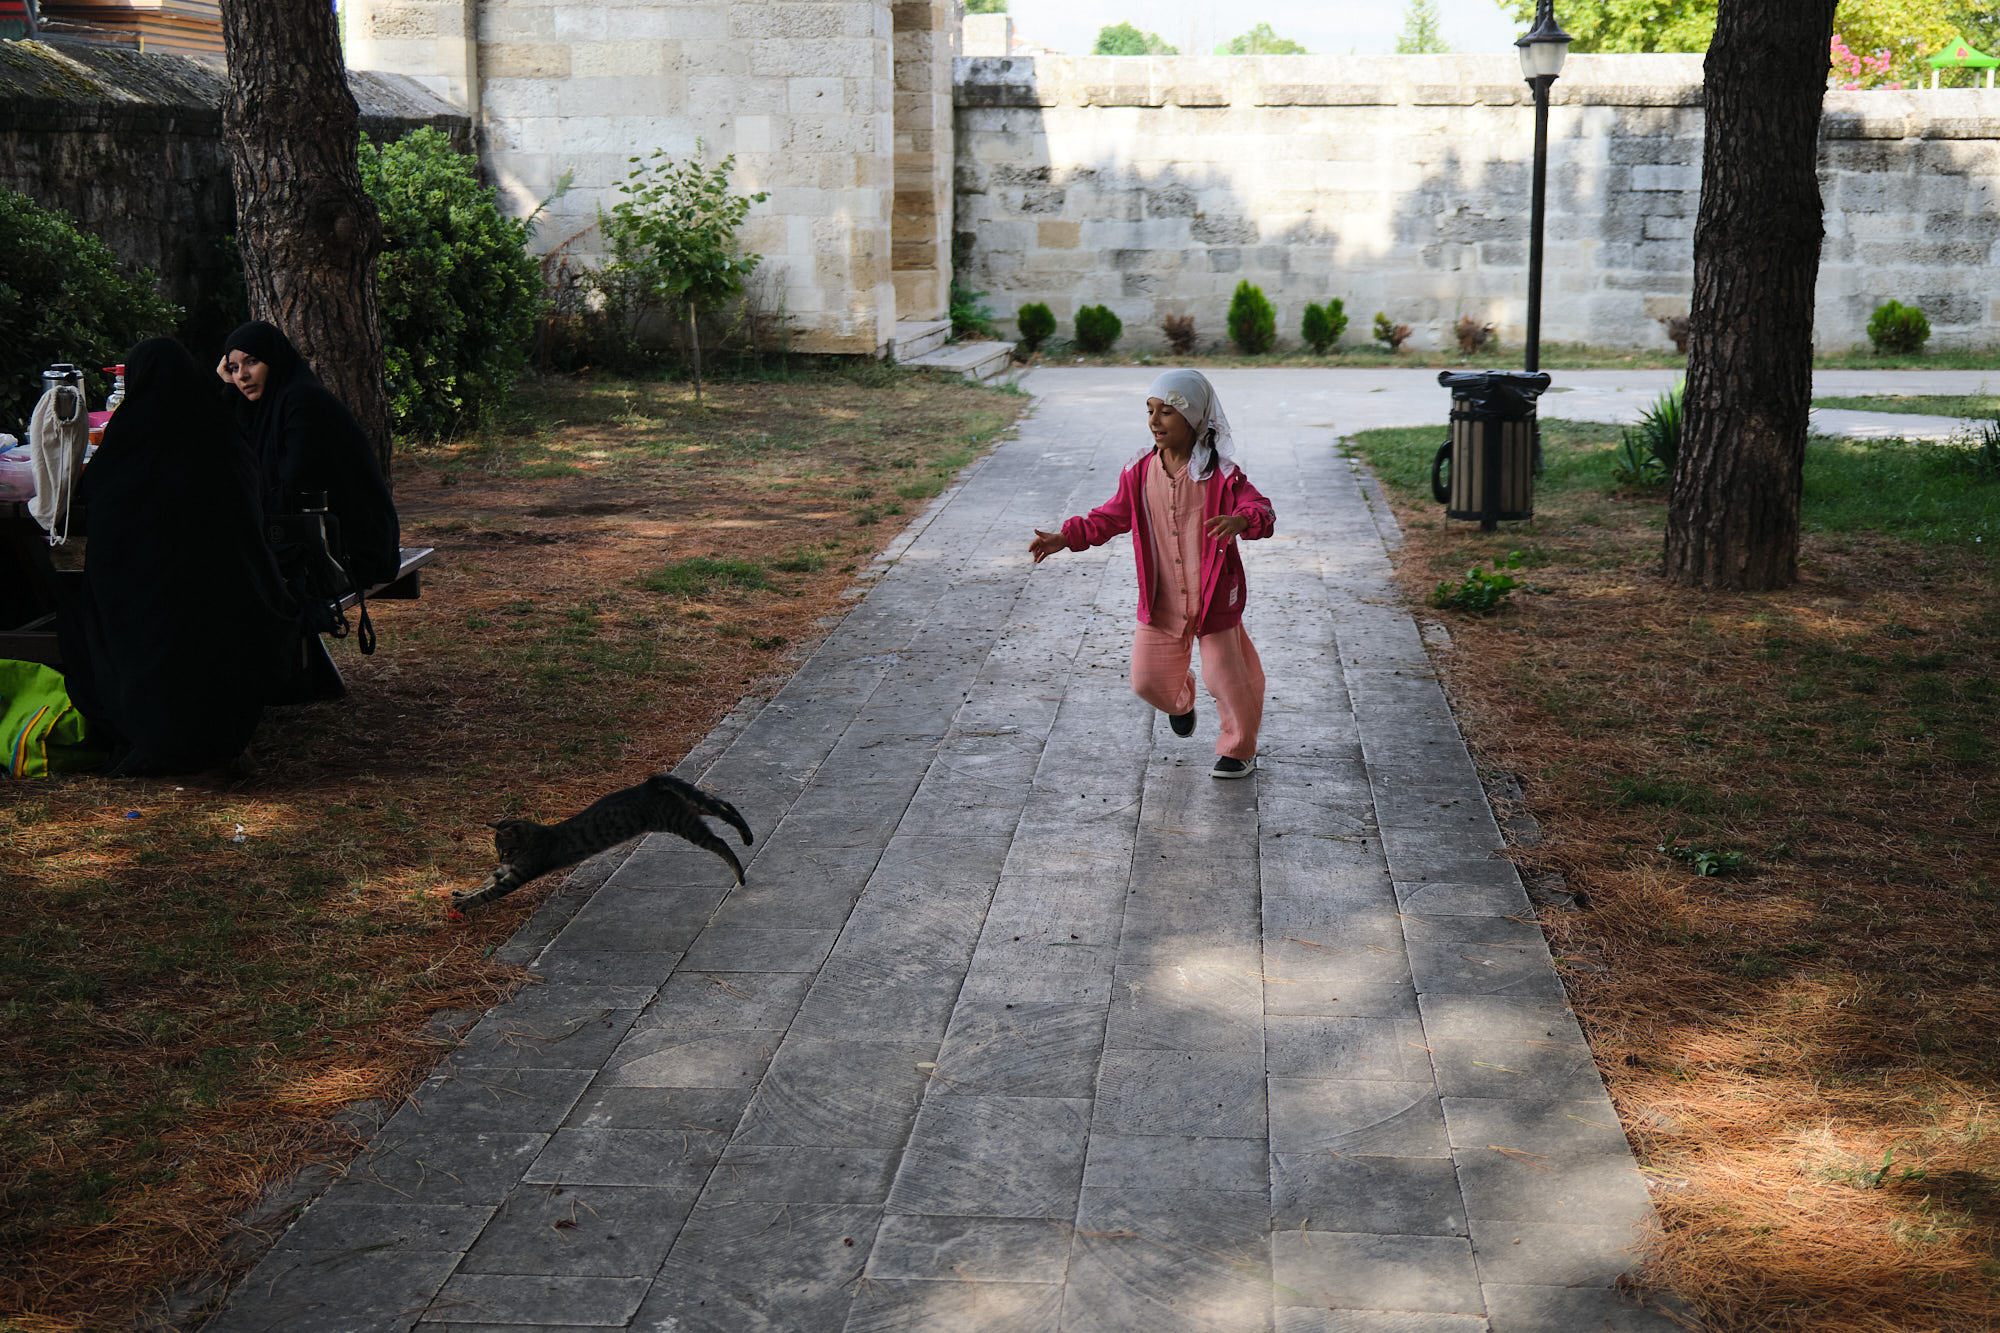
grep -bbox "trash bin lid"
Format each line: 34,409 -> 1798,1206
1437,369 -> 1552,395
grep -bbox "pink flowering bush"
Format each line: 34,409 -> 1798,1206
1830,33 -> 1903,90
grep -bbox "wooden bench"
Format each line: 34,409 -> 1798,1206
0,545 -> 438,677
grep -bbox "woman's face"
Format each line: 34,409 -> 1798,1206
225,352 -> 271,401
1148,397 -> 1195,452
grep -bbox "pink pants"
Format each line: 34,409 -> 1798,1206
1129,622 -> 1265,760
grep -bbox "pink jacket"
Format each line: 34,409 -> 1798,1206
1062,451 -> 1275,635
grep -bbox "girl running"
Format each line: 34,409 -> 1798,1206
1029,370 -> 1273,777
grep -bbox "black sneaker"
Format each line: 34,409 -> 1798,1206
1210,756 -> 1255,779
1169,708 -> 1196,738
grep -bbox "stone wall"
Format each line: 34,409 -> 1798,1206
955,53 -> 2000,352
344,0 -> 957,355
0,39 -> 467,353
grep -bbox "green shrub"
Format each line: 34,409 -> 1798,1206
1867,300 -> 1931,355
1015,301 -> 1056,353
950,280 -> 1000,340
1615,384 -> 1684,485
1074,304 -> 1123,353
1227,281 -> 1277,355
359,129 -> 540,441
0,190 -> 178,429
1300,299 -> 1347,354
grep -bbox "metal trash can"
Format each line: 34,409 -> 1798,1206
1430,369 -> 1551,531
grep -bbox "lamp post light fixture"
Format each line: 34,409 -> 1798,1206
1516,0 -> 1571,374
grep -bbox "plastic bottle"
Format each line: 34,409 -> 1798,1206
105,364 -> 126,414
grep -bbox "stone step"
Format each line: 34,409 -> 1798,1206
891,319 -> 952,360
901,338 -> 1014,384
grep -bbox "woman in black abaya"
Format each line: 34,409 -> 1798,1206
219,321 -> 400,588
58,338 -> 299,776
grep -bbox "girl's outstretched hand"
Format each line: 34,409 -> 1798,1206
1204,514 -> 1251,541
1029,528 -> 1068,563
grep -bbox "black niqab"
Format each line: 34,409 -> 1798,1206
222,320 -> 400,587
58,338 -> 300,776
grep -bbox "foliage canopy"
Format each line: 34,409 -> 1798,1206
359,128 -> 541,440
1214,22 -> 1308,54
0,190 -> 177,429
964,0 -> 1008,12
1094,22 -> 1177,54
1396,0 -> 1453,54
1495,0 -> 1991,86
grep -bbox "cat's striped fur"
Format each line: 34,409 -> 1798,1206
453,773 -> 753,911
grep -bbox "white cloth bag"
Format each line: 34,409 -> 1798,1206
27,384 -> 88,542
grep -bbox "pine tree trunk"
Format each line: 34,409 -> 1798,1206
687,304 -> 703,407
1664,0 -> 1838,590
218,0 -> 393,479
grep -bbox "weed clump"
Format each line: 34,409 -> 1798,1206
1373,311 -> 1412,352
1429,551 -> 1525,614
1615,385 -> 1684,487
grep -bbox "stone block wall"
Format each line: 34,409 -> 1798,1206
955,53 -> 2000,352
0,39 -> 466,355
344,0 -> 939,354
891,0 -> 954,321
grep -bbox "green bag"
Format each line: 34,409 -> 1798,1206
1,659 -> 104,777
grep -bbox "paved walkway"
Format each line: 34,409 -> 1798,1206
211,362 -> 1964,1333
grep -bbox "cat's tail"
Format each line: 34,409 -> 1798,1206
653,773 -> 755,846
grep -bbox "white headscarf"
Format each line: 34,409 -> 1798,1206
1144,369 -> 1238,480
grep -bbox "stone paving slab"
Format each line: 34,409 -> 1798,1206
208,369 -> 1690,1332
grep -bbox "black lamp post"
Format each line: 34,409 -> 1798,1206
1516,1 -> 1571,374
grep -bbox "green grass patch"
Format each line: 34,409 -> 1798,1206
1811,394 -> 2000,417
1346,420 -> 2000,546
641,556 -> 771,599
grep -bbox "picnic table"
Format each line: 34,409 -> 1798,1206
0,500 -> 433,699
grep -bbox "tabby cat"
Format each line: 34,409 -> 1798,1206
452,773 -> 754,911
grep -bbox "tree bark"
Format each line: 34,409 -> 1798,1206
687,305 -> 703,406
1664,0 -> 1838,590
218,0 -> 393,479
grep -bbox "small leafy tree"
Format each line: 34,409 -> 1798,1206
964,0 -> 1008,11
1214,22 -> 1308,54
599,148 -> 767,404
1074,304 -> 1123,352
1094,22 -> 1177,54
0,190 -> 177,429
1867,300 -> 1931,355
1227,281 -> 1277,354
1300,299 -> 1347,354
1015,301 -> 1056,353
359,128 -> 540,440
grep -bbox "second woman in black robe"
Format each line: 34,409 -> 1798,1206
219,321 -> 401,588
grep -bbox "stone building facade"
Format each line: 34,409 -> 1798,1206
340,0 -> 959,356
954,54 -> 2000,353
324,13 -> 2000,357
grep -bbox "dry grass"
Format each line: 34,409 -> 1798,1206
1351,422 -> 2000,1332
0,367 -> 1028,1331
